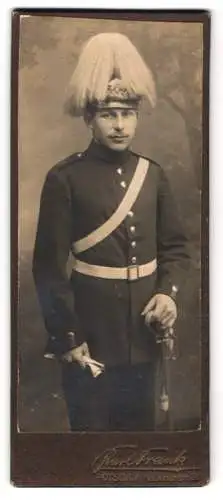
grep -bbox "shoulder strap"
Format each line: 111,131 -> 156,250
72,157 -> 150,255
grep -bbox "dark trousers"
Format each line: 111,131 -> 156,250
62,362 -> 156,431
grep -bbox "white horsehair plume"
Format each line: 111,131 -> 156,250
64,32 -> 156,116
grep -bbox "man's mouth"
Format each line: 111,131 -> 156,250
110,135 -> 128,140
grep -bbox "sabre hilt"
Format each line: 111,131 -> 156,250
150,321 -> 178,360
161,327 -> 177,360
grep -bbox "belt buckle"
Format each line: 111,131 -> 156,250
127,264 -> 140,281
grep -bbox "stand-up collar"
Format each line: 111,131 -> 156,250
85,140 -> 133,165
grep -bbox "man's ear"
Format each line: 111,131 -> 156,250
84,110 -> 93,129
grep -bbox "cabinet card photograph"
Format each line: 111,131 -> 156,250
11,9 -> 209,486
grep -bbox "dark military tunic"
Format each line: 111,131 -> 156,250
33,140 -> 190,430
33,139 -> 190,366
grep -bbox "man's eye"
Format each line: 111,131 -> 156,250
123,110 -> 134,117
100,113 -> 111,119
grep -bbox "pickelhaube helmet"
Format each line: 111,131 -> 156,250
64,32 -> 156,116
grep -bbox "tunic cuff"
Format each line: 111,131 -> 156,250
64,331 -> 84,351
44,330 -> 85,359
155,284 -> 179,303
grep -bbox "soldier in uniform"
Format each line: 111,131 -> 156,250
33,33 -> 190,431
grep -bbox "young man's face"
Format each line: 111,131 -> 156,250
87,104 -> 139,151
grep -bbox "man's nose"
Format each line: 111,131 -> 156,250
114,115 -> 124,131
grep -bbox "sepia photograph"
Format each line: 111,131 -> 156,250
12,9 -> 209,486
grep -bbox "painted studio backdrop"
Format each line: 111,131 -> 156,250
18,16 -> 202,432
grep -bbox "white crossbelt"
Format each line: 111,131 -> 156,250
72,157 -> 149,255
74,258 -> 157,281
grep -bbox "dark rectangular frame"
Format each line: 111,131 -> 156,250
11,8 -> 210,486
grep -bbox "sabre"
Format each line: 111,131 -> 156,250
152,323 -> 178,430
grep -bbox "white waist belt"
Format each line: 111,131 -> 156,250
74,258 -> 157,281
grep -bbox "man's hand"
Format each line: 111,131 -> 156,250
61,341 -> 90,367
141,293 -> 177,329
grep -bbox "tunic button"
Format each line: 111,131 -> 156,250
131,256 -> 137,264
131,241 -> 136,248
120,181 -> 126,188
130,225 -> 136,233
117,168 -> 123,175
67,332 -> 75,339
128,210 -> 134,218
